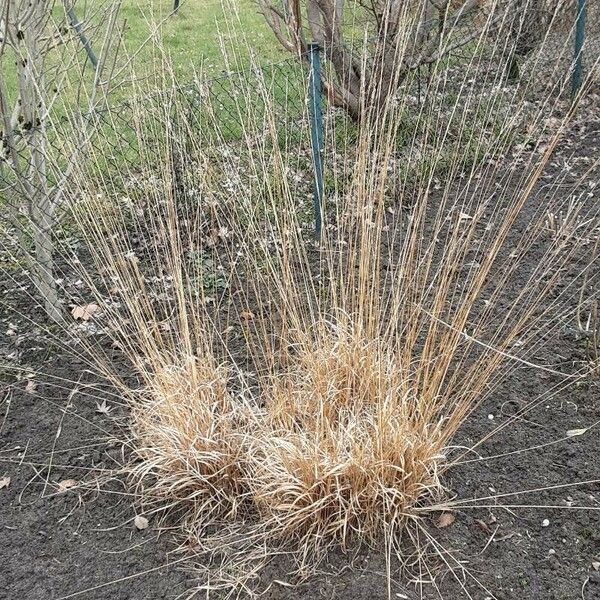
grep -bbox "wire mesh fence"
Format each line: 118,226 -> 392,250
1,1 -> 599,218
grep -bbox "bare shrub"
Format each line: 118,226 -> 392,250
0,0 -> 122,321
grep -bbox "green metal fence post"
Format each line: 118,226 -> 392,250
308,42 -> 324,238
66,6 -> 98,70
572,0 -> 587,98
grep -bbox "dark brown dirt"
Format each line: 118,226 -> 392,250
1,100 -> 599,600
0,348 -> 192,600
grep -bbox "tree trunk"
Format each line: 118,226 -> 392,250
31,201 -> 63,323
23,1 -> 63,322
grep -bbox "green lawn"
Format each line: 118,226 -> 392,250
119,0 -> 282,78
0,0 -> 281,109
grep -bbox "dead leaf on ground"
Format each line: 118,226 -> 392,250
71,303 -> 101,321
0,476 -> 10,490
475,519 -> 492,534
134,515 -> 149,530
25,380 -> 37,394
240,310 -> 255,322
592,561 -> 600,571
57,479 -> 77,493
566,428 -> 587,438
545,117 -> 562,130
95,399 -> 113,415
437,512 -> 456,528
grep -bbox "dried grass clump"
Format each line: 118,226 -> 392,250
129,353 -> 250,528
249,319 -> 444,550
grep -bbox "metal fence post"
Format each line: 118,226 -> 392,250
572,0 -> 587,98
66,6 -> 98,70
308,42 -> 324,238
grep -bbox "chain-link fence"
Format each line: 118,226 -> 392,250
1,1 -> 599,222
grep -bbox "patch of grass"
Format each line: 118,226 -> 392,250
3,9 -> 598,595
0,1 -> 279,111
119,0 -> 281,79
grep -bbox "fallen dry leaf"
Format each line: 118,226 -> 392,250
134,515 -> 149,530
95,399 -> 113,415
240,310 -> 255,322
71,303 -> 101,321
25,380 -> 37,395
57,479 -> 77,493
544,117 -> 562,130
0,476 -> 10,490
592,561 -> 600,571
566,428 -> 587,438
437,512 -> 456,528
475,519 -> 492,534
